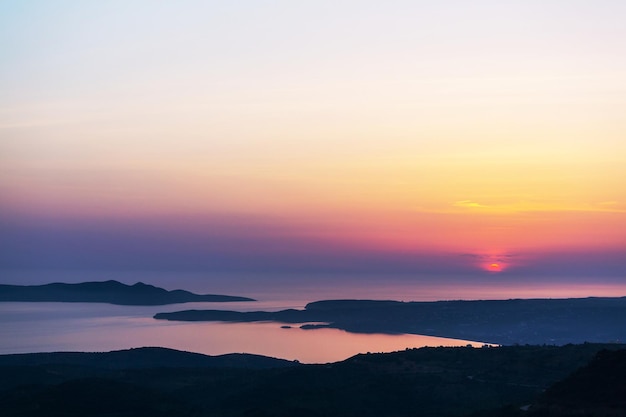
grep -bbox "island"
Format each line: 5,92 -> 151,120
0,280 -> 255,305
154,297 -> 626,345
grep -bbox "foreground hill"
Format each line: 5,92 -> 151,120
0,280 -> 255,305
471,348 -> 626,417
1,344 -> 624,417
527,348 -> 626,417
155,297 -> 626,345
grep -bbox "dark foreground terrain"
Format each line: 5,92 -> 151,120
1,344 -> 625,417
156,297 -> 626,345
0,280 -> 255,305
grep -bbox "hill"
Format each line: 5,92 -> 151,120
527,348 -> 626,416
1,344 -> 625,417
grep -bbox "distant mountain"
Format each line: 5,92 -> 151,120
1,344 -> 624,417
0,280 -> 255,305
155,297 -> 626,345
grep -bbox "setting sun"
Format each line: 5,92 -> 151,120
488,263 -> 502,272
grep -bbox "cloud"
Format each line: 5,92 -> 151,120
461,253 -> 516,261
453,200 -> 487,209
1,211 -> 624,277
424,200 -> 626,215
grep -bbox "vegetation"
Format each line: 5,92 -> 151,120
1,344 -> 624,416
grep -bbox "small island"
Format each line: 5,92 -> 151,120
0,280 -> 255,305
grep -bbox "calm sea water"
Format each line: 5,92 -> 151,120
0,302 -> 490,363
1,271 -> 625,363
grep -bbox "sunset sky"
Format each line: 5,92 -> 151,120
1,1 -> 625,279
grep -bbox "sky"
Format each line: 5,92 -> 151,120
1,1 -> 625,280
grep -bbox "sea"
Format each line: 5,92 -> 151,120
2,270 -> 625,363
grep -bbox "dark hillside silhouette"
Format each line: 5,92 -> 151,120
1,344 -> 625,417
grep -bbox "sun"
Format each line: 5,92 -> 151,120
476,252 -> 512,273
488,263 -> 502,272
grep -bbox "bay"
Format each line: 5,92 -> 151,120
2,271 -> 625,363
0,301 -> 488,363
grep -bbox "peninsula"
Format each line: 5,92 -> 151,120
155,297 -> 626,345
